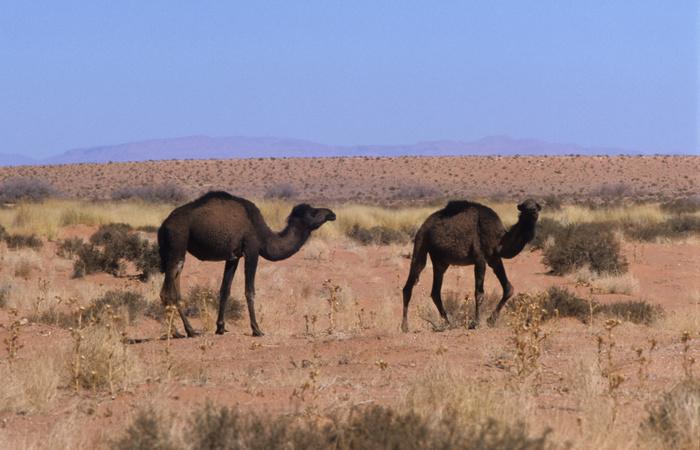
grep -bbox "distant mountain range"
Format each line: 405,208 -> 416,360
0,135 -> 669,166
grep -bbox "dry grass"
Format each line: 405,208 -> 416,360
0,350 -> 63,414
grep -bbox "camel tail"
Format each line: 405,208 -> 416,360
157,225 -> 168,273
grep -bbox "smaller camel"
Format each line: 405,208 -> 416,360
401,199 -> 540,332
158,191 -> 336,337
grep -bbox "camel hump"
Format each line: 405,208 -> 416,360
441,200 -> 482,217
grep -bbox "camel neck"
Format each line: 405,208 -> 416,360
498,213 -> 537,259
260,222 -> 310,261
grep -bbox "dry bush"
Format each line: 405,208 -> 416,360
541,286 -> 591,323
67,223 -> 160,280
597,300 -> 662,325
0,284 -> 9,308
622,215 -> 700,242
590,273 -> 640,295
391,183 -> 442,201
76,324 -> 140,391
112,183 -> 187,203
264,183 -> 297,199
660,196 -> 700,214
4,232 -> 43,249
85,290 -> 150,325
542,222 -> 627,275
13,257 -> 36,279
0,351 -> 62,414
111,408 -> 178,450
346,223 -> 411,245
0,177 -> 58,202
113,401 -> 552,450
641,380 -> 700,450
56,236 -> 85,258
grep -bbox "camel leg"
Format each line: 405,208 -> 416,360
430,260 -> 450,326
401,248 -> 427,332
244,254 -> 264,337
160,259 -> 196,338
486,257 -> 514,326
471,259 -> 486,329
216,258 -> 240,335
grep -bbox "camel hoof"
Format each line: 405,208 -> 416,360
486,316 -> 497,327
186,330 -> 201,338
252,328 -> 265,337
401,322 -> 409,333
215,327 -> 227,335
468,320 -> 478,330
171,330 -> 186,339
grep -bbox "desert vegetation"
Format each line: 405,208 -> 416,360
0,157 -> 699,449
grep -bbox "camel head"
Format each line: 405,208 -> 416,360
288,203 -> 336,230
517,199 -> 541,220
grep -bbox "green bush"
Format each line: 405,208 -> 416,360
542,222 -> 627,275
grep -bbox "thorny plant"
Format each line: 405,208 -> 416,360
291,350 -> 323,415
33,278 -> 50,318
354,299 -> 376,332
508,292 -> 549,382
68,303 -> 85,393
303,314 -> 318,338
680,331 -> 696,380
4,307 -> 23,365
195,289 -> 215,384
596,319 -> 626,424
323,279 -> 341,335
632,337 -> 657,385
102,304 -> 129,397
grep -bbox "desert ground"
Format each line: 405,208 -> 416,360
0,155 -> 698,449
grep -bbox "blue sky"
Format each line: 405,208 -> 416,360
0,1 -> 697,158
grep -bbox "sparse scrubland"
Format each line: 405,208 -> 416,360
1,160 -> 699,449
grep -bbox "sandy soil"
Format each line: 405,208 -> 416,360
1,155 -> 697,202
0,225 -> 698,447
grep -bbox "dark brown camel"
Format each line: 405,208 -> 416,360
401,199 -> 540,332
157,191 -> 336,338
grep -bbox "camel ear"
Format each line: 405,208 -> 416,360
536,202 -> 542,211
517,202 -> 525,211
290,204 -> 311,218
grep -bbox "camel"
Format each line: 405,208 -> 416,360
401,199 -> 540,332
157,191 -> 336,337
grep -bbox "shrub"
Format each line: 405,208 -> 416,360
542,286 -> 591,323
146,285 -> 244,321
660,196 -> 700,214
4,233 -> 43,250
347,224 -> 410,245
56,237 -> 85,258
542,222 -> 627,275
112,183 -> 186,203
0,177 -> 58,202
77,324 -> 138,391
264,183 -> 297,199
68,224 -> 160,280
623,216 -> 700,242
392,184 -> 441,201
0,224 -> 7,241
530,218 -> 565,250
0,284 -> 9,308
85,290 -> 150,325
113,402 -> 552,450
597,300 -> 661,325
112,409 -> 178,450
641,380 -> 700,449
